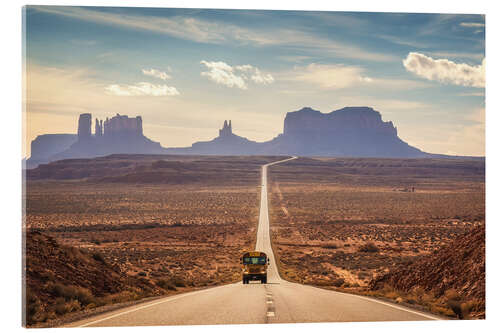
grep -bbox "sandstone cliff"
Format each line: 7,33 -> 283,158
264,106 -> 426,157
27,134 -> 78,169
26,113 -> 165,168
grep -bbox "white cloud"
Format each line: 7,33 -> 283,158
200,61 -> 247,89
251,68 -> 274,84
403,52 -> 485,88
200,61 -> 274,89
287,63 -> 372,90
105,82 -> 180,96
142,68 -> 171,80
460,22 -> 485,28
235,65 -> 254,72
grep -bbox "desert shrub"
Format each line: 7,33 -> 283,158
156,279 -> 177,291
171,276 -> 187,287
138,271 -> 147,277
331,278 -> 345,287
75,287 -> 95,305
447,300 -> 466,319
54,298 -> 81,315
48,282 -> 74,299
445,289 -> 461,301
358,242 -> 379,253
46,282 -> 95,306
445,289 -> 468,319
39,270 -> 56,282
26,290 -> 42,325
53,298 -> 66,315
357,271 -> 371,280
92,252 -> 106,264
98,290 -> 140,305
323,242 -> 339,249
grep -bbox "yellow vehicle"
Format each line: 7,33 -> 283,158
241,251 -> 269,284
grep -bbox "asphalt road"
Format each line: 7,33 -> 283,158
68,157 -> 442,327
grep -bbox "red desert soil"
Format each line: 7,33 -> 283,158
370,224 -> 485,318
25,231 -> 164,326
267,157 -> 484,318
24,155 -> 286,326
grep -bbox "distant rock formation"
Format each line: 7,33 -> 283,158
165,106 -> 428,158
264,106 -> 427,157
26,134 -> 78,169
26,113 -> 165,168
219,120 -> 232,137
95,118 -> 103,137
166,120 -> 264,155
27,105 -> 471,169
103,114 -> 143,138
77,113 -> 92,141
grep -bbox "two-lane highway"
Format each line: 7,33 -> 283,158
67,157 -> 441,327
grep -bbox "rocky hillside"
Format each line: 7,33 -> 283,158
370,224 -> 485,318
24,231 -> 163,326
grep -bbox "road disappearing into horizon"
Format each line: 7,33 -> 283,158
68,156 -> 441,327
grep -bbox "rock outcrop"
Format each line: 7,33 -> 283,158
26,134 -> 78,169
264,106 -> 426,157
26,113 -> 165,168
56,113 -> 163,160
166,120 -> 265,155
165,106 -> 428,158
219,120 -> 232,137
103,114 -> 143,138
77,113 -> 92,141
27,105 -> 463,168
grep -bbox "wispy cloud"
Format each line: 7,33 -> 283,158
459,91 -> 485,97
200,61 -> 274,89
105,82 -> 180,96
286,63 -> 372,90
142,68 -> 171,81
376,34 -> 428,49
70,39 -> 97,46
403,52 -> 485,88
460,22 -> 485,28
283,63 -> 428,91
33,6 -> 395,62
426,51 -> 484,61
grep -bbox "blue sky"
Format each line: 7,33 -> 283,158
24,6 -> 485,156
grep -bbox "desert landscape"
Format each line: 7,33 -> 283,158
24,154 -> 486,325
24,155 -> 284,326
268,157 -> 485,318
20,5 -> 487,328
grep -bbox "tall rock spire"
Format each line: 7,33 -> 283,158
219,120 -> 233,137
77,113 -> 92,141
